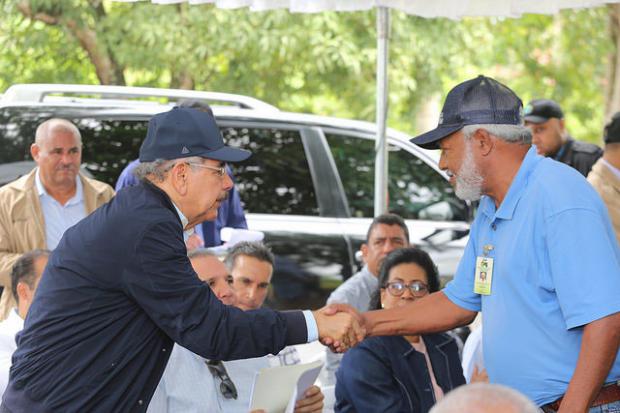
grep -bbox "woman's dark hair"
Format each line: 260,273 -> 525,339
370,247 -> 440,310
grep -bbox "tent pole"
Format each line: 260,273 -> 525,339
374,6 -> 390,217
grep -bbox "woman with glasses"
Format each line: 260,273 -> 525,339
334,247 -> 465,413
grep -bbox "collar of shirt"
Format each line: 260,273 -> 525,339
171,201 -> 195,240
601,157 -> 620,181
360,265 -> 377,280
35,168 -> 83,206
479,146 -> 542,221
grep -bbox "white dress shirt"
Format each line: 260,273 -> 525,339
0,309 -> 24,397
147,344 -> 301,413
35,169 -> 86,250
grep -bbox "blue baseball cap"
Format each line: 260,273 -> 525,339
411,75 -> 524,149
523,99 -> 564,124
139,106 -> 251,162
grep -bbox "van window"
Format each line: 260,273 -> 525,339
326,133 -> 468,221
0,107 -> 147,186
0,109 -> 320,217
222,126 -> 319,216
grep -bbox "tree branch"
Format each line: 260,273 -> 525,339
16,0 -> 125,85
17,1 -> 59,25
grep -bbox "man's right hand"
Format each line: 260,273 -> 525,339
313,304 -> 366,352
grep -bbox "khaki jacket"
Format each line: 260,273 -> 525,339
0,169 -> 114,319
588,158 -> 620,245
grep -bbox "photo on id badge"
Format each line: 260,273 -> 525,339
474,256 -> 494,295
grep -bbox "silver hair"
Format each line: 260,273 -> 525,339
429,383 -> 539,413
133,156 -> 203,182
35,118 -> 82,145
224,241 -> 275,271
462,124 -> 532,145
187,248 -> 219,260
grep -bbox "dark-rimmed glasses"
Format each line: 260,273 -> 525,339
206,360 -> 238,399
186,162 -> 227,177
384,280 -> 429,297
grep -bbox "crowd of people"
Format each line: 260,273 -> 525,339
0,75 -> 618,413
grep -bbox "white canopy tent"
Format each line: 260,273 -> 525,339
118,0 -> 619,215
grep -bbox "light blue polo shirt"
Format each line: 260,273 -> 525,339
444,146 -> 620,406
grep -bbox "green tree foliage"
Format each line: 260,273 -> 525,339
0,2 -> 614,143
455,9 -> 612,143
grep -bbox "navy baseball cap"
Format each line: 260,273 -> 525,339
604,112 -> 620,144
523,99 -> 564,124
411,75 -> 524,150
139,106 -> 251,163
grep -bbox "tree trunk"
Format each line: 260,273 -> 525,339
16,1 -> 125,85
169,4 -> 194,90
64,20 -> 126,85
170,70 -> 195,90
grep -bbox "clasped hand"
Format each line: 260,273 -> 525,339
313,304 -> 366,353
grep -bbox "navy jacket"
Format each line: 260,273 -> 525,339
554,137 -> 603,177
3,182 -> 306,412
335,334 -> 465,413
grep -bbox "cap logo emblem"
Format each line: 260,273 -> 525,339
438,112 -> 444,125
181,146 -> 190,155
524,104 -> 532,116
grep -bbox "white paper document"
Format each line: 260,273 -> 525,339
249,360 -> 323,413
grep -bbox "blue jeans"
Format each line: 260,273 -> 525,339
589,401 -> 620,413
542,401 -> 620,413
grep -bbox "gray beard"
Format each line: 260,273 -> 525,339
454,142 -> 483,201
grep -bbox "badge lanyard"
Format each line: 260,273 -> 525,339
474,244 -> 494,295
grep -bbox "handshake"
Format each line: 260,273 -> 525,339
312,304 -> 367,353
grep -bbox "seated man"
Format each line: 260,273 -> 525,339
148,247 -> 323,413
429,383 -> 538,413
226,241 -> 304,368
0,249 -> 49,397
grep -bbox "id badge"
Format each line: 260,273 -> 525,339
474,256 -> 494,295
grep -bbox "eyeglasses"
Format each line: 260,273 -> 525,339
185,162 -> 227,177
384,280 -> 429,297
206,360 -> 238,399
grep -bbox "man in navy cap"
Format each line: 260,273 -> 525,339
523,98 -> 602,176
115,100 -> 248,251
1,107 -> 364,412
354,76 -> 620,411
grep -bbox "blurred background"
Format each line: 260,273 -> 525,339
2,0 -> 619,143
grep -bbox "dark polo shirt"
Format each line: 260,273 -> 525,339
3,182 -> 306,412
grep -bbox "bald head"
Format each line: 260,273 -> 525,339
35,118 -> 82,146
430,383 -> 538,413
